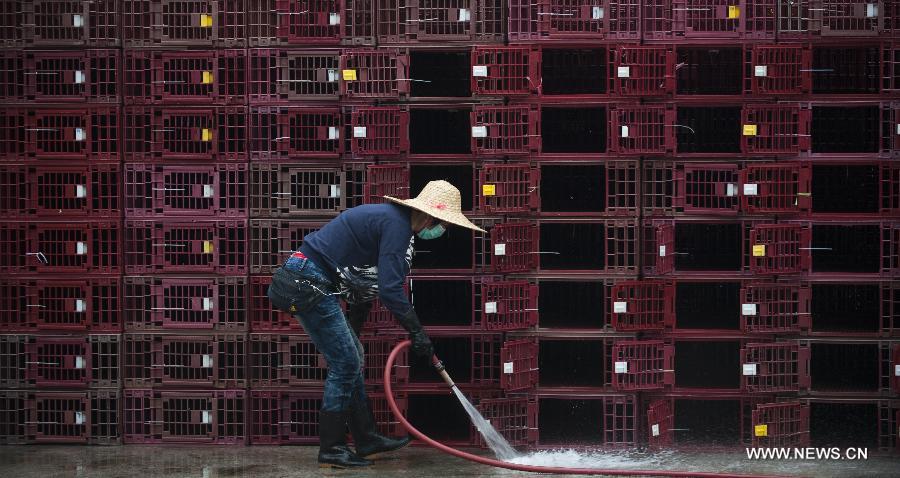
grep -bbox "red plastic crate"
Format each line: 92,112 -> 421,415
478,280 -> 539,331
0,278 -> 121,332
749,224 -> 811,275
123,389 -> 245,444
124,106 -> 247,162
363,163 -> 410,204
0,390 -> 28,444
751,401 -> 810,447
0,107 -> 119,161
123,219 -> 247,274
26,335 -> 119,388
471,46 -> 538,96
122,0 -> 246,47
476,396 -> 538,448
0,50 -> 119,103
471,105 -> 540,156
8,1 -> 121,48
477,163 -> 540,215
0,335 -> 28,388
349,106 -> 409,157
508,0 -> 642,42
670,162 -> 740,215
610,104 -> 676,155
643,0 -> 776,41
741,163 -> 811,215
249,390 -> 407,444
124,50 -> 246,105
499,339 -> 538,391
340,49 -> 409,99
535,394 -> 638,446
249,276 -> 302,332
376,0 -> 506,44
249,219 -> 325,274
249,163 -> 359,217
248,49 -> 341,102
124,163 -> 247,217
490,222 -> 539,273
1,390 -> 120,444
0,163 -> 120,218
741,342 -> 811,393
124,276 -> 248,331
611,340 -> 674,391
740,282 -> 811,334
410,333 -> 503,387
778,0 -> 886,37
742,104 -> 810,156
248,106 -> 343,161
0,221 -> 120,275
646,398 -> 673,447
611,45 -> 675,97
123,334 -> 246,388
745,44 -> 811,96
610,280 -> 675,332
247,0 -> 375,46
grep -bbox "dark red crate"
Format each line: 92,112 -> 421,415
124,163 -> 247,217
647,398 -> 673,447
376,0 -> 506,44
538,219 -> 640,274
249,219 -> 325,274
742,104 -> 810,156
740,282 -> 811,334
348,106 -> 409,157
408,333 -> 503,387
610,280 -> 675,332
477,163 -> 540,215
122,0 -> 247,47
124,219 -> 246,275
741,163 -> 811,215
611,45 -> 675,97
249,163 -> 364,217
535,394 -> 638,446
476,396 -> 537,448
471,46 -> 538,96
0,278 -> 121,332
643,0 -> 777,41
0,390 -> 28,444
28,335 -> 120,388
508,0 -> 642,42
124,106 -> 247,162
0,163 -> 120,218
744,44 -> 811,96
749,224 -> 811,275
248,0 -> 375,46
741,342 -> 810,393
499,339 -> 538,391
5,1 -> 121,48
645,395 -> 771,447
611,340 -> 674,391
0,335 -> 28,388
489,222 -> 539,273
249,276 -> 303,332
0,50 -> 119,103
362,163 -> 410,205
123,389 -> 245,444
247,49 -> 341,102
0,107 -> 119,161
2,390 -> 121,444
248,106 -> 343,161
0,221 -> 120,275
535,160 -> 640,217
340,49 -> 409,99
609,104 -> 676,156
478,279 -> 539,331
471,105 -> 540,156
124,50 -> 246,105
778,0 -> 886,38
751,401 -> 810,448
124,276 -> 248,331
249,390 -> 408,444
123,333 -> 246,388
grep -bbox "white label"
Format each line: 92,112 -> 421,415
726,183 -> 736,197
327,69 -> 338,82
74,70 -> 85,84
329,184 -> 340,198
658,245 -> 666,257
896,123 -> 900,135
202,184 -> 214,198
592,7 -> 604,19
74,356 -> 85,369
867,4 -> 878,17
503,362 -> 514,374
744,184 -> 759,196
75,299 -> 86,313
75,242 -> 87,255
75,128 -> 85,142
742,303 -> 758,316
614,361 -> 628,374
617,66 -> 631,78
353,126 -> 367,138
743,363 -> 758,376
620,125 -> 629,138
75,411 -> 85,425
73,14 -> 83,28
754,65 -> 768,77
202,297 -> 213,311
202,410 -> 211,424
75,184 -> 86,198
458,8 -> 470,21
613,301 -> 628,314
324,126 -> 338,140
494,243 -> 506,256
895,364 -> 900,376
471,126 -> 487,138
651,424 -> 660,437
329,13 -> 341,25
202,354 -> 213,368
472,65 -> 488,77
484,301 -> 497,314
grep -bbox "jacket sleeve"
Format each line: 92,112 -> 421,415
377,228 -> 414,318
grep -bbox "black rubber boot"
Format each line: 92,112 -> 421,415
349,397 -> 412,458
318,410 -> 372,468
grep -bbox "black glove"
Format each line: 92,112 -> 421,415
345,301 -> 372,337
396,308 -> 433,359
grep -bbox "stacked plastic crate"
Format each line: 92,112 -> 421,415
0,1 -> 123,445
119,1 -> 249,445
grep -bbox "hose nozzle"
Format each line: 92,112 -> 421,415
432,355 -> 456,389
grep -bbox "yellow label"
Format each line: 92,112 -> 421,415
342,69 -> 357,81
199,14 -> 213,28
728,6 -> 741,19
754,424 -> 768,437
203,241 -> 214,254
201,71 -> 214,84
483,184 -> 496,196
201,129 -> 212,142
752,244 -> 766,257
743,124 -> 758,136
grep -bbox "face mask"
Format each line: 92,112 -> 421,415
417,223 -> 446,240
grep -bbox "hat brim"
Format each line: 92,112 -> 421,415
384,196 -> 486,233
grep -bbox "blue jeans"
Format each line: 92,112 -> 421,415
270,256 -> 367,413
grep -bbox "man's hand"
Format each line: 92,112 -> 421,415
409,329 -> 434,359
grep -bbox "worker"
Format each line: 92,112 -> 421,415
267,180 -> 485,468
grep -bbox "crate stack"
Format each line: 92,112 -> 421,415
0,0 -> 123,445
119,1 -> 250,445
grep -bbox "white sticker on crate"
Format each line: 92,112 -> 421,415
743,363 -> 758,376
896,123 -> 900,135
203,297 -> 213,311
329,184 -> 340,198
74,70 -> 85,84
202,354 -> 213,368
75,128 -> 85,142
328,126 -> 339,140
73,15 -> 83,27
620,125 -> 629,138
202,184 -> 214,198
472,65 -> 488,77
744,184 -> 759,196
471,126 -> 487,138
651,424 -> 660,437
484,301 -> 497,314
327,69 -> 338,82
504,362 -> 514,374
658,245 -> 666,257
613,301 -> 628,314
615,361 -> 628,374
726,183 -> 736,197
353,126 -> 367,138
742,303 -> 758,316
75,299 -> 86,313
867,3 -> 878,17
494,243 -> 506,256
458,8 -> 471,21
754,65 -> 768,77
617,66 -> 630,78
75,184 -> 86,198
592,7 -> 604,19
75,356 -> 85,369
75,242 -> 87,255
202,410 -> 211,424
329,13 -> 341,25
75,411 -> 85,425
895,364 -> 900,376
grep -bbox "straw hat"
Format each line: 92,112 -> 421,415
384,180 -> 486,233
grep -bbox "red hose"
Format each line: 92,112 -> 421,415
383,340 -> 799,478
